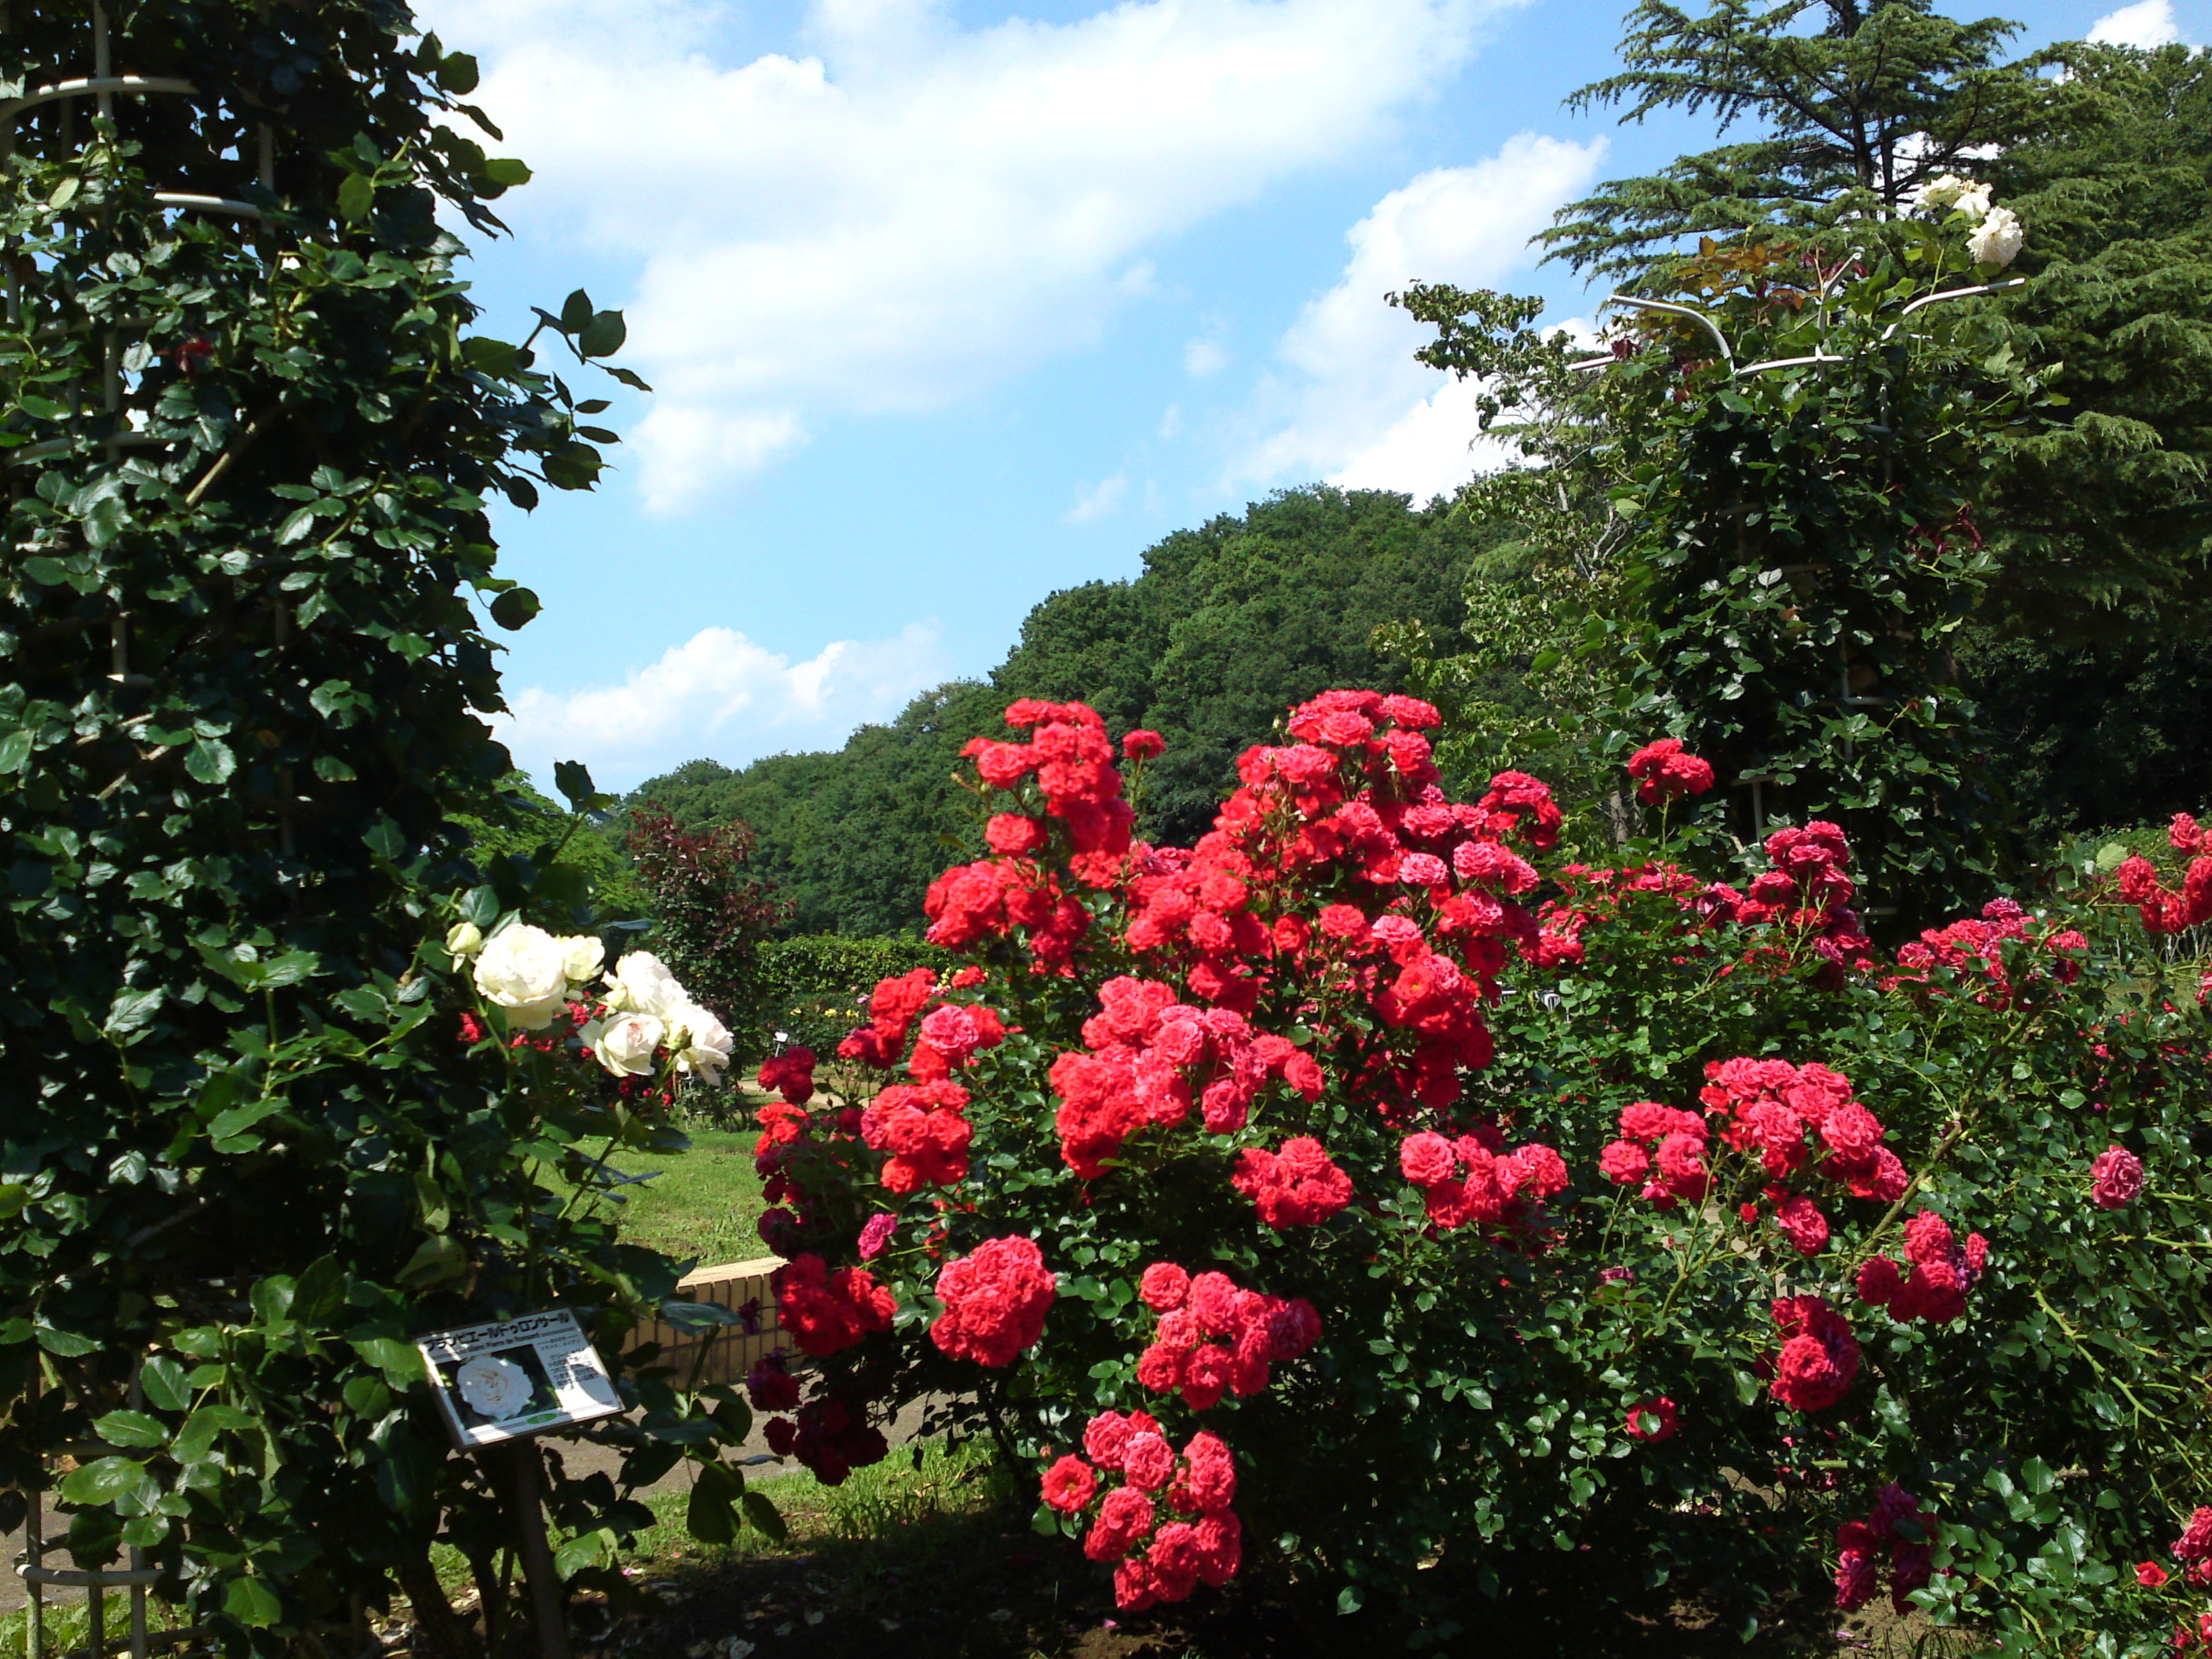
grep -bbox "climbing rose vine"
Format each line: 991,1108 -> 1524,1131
746,691 -> 2212,1650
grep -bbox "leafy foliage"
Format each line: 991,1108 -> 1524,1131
1398,220 -> 2050,925
1545,3 -> 2211,636
0,4 -> 760,1650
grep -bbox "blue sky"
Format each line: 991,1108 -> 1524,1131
416,0 -> 2204,791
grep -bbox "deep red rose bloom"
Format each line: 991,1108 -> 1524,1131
2091,1144 -> 2145,1209
1121,729 -> 1167,760
1042,1455 -> 1098,1514
1769,1295 -> 1860,1412
931,1235 -> 1057,1367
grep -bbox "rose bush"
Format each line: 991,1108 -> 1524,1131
745,690 -> 2209,1650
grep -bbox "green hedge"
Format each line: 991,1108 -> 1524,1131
744,934 -> 952,1066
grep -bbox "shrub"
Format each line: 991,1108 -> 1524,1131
745,690 -> 2211,1652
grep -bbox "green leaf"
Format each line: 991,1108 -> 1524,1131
685,1479 -> 736,1545
0,730 -> 32,774
92,1411 -> 169,1451
350,1336 -> 425,1383
483,157 -> 531,187
206,1098 -> 285,1145
58,1456 -> 148,1505
16,393 -> 68,421
489,586 -> 541,630
362,817 -> 410,863
102,987 -> 165,1040
139,1356 -> 193,1413
35,1323 -> 101,1357
577,311 -> 627,358
553,1528 -> 609,1580
250,1274 -> 296,1327
740,1487 -> 786,1543
336,174 -> 375,222
224,1576 -> 282,1628
184,738 -> 236,785
396,1233 -> 468,1289
552,760 -> 597,809
437,50 -> 481,94
559,288 -> 595,333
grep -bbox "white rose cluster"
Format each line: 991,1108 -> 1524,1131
582,948 -> 733,1086
467,922 -> 602,1030
1908,172 -> 2023,268
457,922 -> 732,1086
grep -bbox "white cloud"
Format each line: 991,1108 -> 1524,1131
422,0 -> 1511,510
2087,0 -> 2187,44
1231,131 -> 1606,496
1064,472 -> 1128,523
496,620 -> 951,789
1183,336 -> 1230,377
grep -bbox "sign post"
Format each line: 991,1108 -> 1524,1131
416,1311 -> 624,1658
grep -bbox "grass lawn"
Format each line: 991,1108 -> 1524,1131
560,1116 -> 770,1270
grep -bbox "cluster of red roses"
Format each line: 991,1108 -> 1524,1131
769,1254 -> 896,1357
1626,736 -> 1717,804
1710,1056 -> 1909,1198
1855,1210 -> 1989,1324
1048,975 -> 1323,1178
1712,823 -> 1877,980
924,701 -> 1144,969
2116,817 -> 2212,936
1769,1294 -> 1862,1412
1228,1136 -> 1354,1227
2172,1506 -> 2212,1586
755,1045 -> 817,1104
1042,1413 -> 1242,1610
760,1390 -> 888,1487
760,1235 -> 1057,1481
1397,1123 -> 1569,1231
1891,898 -> 2088,1005
1834,1483 -> 1933,1614
827,966 -> 1010,1191
1598,1099 -> 1720,1208
929,1234 -> 1057,1368
1131,1262 -> 1321,1410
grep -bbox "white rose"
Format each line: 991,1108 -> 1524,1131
558,934 -> 604,984
606,950 -> 687,1021
445,921 -> 484,958
472,924 -> 569,1029
590,1010 -> 665,1077
669,1003 -> 733,1085
1953,184 -> 1992,223
1908,172 -> 1973,214
1966,205 -> 2023,267
454,1355 -> 533,1417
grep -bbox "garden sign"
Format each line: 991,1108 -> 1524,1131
416,1309 -> 624,1450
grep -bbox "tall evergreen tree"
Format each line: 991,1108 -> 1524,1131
1544,0 -> 2069,278
1541,4 -> 2212,635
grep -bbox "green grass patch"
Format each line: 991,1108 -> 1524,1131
555,1124 -> 769,1269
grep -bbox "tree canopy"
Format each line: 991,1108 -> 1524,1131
1543,5 -> 2212,636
